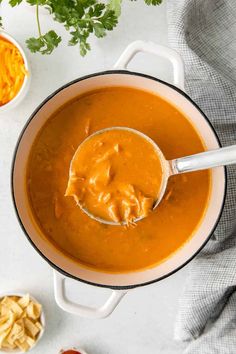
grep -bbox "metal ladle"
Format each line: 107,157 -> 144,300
69,127 -> 236,226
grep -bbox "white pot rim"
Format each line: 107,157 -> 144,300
11,70 -> 227,290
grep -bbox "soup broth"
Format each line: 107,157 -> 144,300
27,87 -> 211,272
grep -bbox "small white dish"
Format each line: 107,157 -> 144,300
0,292 -> 45,353
0,31 -> 31,112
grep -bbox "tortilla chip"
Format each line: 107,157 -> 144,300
26,301 -> 41,320
18,294 -> 30,309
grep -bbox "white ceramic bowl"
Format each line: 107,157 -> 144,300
0,31 -> 31,112
0,292 -> 45,353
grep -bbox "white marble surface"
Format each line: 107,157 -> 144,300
0,1 -> 188,353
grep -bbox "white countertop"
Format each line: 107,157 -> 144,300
1,2 -> 188,353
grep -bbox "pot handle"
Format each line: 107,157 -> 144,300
53,270 -> 128,319
114,40 -> 185,91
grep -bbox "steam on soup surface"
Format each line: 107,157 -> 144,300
27,87 -> 211,273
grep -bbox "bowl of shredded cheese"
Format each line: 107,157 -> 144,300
0,293 -> 45,353
0,31 -> 30,111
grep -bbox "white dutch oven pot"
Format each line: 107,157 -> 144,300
12,41 -> 226,319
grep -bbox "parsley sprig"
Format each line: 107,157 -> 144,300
0,0 -> 162,55
26,1 -> 62,54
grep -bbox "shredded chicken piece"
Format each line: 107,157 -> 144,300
84,118 -> 91,136
114,144 -> 120,152
89,161 -> 112,187
94,141 -> 104,148
164,189 -> 172,201
98,192 -> 111,203
120,199 -> 134,223
124,219 -> 137,229
95,149 -> 116,164
87,186 -> 97,197
54,194 -> 63,219
120,184 -> 135,197
98,191 -> 105,203
139,196 -> 154,218
107,202 -> 120,223
65,175 -> 86,202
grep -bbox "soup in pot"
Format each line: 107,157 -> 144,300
26,87 -> 211,272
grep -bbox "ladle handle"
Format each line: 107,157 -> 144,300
171,145 -> 236,174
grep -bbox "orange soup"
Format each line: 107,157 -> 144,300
66,128 -> 164,224
27,87 -> 211,272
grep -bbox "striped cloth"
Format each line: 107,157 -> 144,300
167,0 -> 236,352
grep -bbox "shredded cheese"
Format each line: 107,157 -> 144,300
0,36 -> 27,106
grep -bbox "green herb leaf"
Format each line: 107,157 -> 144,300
9,0 -> 23,7
0,16 -> 3,28
80,40 -> 90,56
26,37 -> 45,53
108,0 -> 122,17
93,22 -> 106,37
26,30 -> 61,54
42,30 -> 61,53
89,3 -> 105,17
144,0 -> 162,5
100,9 -> 118,30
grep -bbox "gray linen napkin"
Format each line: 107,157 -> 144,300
166,0 -> 236,352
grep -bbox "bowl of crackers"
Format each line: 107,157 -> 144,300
0,293 -> 45,352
